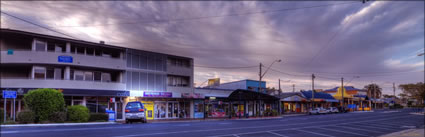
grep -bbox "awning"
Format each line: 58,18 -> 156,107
326,99 -> 339,102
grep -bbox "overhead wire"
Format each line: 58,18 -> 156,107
194,65 -> 257,69
1,1 -> 359,29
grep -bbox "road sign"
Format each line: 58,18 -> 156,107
3,90 -> 17,99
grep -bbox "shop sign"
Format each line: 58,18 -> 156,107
143,92 -> 172,97
181,93 -> 205,99
209,97 -> 216,100
58,56 -> 73,63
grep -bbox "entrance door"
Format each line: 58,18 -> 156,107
154,102 -> 167,119
168,102 -> 179,118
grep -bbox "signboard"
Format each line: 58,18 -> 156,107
143,92 -> 172,98
7,49 -> 13,55
58,56 -> 73,63
3,90 -> 17,99
141,101 -> 154,120
181,93 -> 204,99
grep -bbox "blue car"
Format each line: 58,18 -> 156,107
125,101 -> 147,123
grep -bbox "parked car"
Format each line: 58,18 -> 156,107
125,101 -> 147,123
309,108 -> 329,115
327,107 -> 339,113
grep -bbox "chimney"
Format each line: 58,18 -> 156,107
100,41 -> 105,44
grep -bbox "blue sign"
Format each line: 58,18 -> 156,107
3,91 -> 17,99
7,49 -> 14,55
58,56 -> 73,63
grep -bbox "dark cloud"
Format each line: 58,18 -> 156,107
1,1 -> 423,95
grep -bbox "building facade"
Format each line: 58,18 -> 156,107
0,29 -> 194,120
214,79 -> 266,93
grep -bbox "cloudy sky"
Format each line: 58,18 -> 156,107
1,1 -> 424,95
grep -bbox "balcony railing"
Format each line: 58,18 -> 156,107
1,78 -> 126,91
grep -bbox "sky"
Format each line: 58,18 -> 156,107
1,1 -> 424,96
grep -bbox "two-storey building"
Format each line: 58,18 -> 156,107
0,29 -> 194,120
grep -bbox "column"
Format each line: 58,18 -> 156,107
118,72 -> 123,83
82,96 -> 87,106
66,42 -> 71,53
64,66 -> 70,80
190,100 -> 194,118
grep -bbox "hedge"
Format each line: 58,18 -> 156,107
17,110 -> 35,124
89,113 -> 108,122
67,105 -> 90,122
23,88 -> 65,122
49,112 -> 67,123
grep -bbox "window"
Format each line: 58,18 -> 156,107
47,43 -> 55,51
86,48 -> 94,56
95,49 -> 102,56
34,67 -> 46,79
74,71 -> 84,80
55,44 -> 65,52
148,55 -> 155,70
101,73 -> 111,82
54,68 -> 62,80
94,72 -> 101,81
140,72 -> 147,91
131,54 -> 139,68
102,51 -> 111,57
131,72 -> 139,90
46,67 -> 54,79
84,72 -> 93,81
148,73 -> 155,91
76,46 -> 85,54
167,75 -> 189,87
139,55 -> 147,69
35,41 -> 46,51
70,70 -> 74,80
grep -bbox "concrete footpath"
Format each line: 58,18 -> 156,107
1,122 -> 117,128
379,128 -> 424,137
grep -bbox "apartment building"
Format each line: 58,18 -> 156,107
0,29 -> 194,120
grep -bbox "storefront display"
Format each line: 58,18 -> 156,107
194,100 -> 204,118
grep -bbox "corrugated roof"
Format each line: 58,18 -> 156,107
301,90 -> 335,100
323,86 -> 364,92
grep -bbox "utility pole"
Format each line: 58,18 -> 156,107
393,83 -> 396,97
278,79 -> 281,115
311,74 -> 315,109
341,77 -> 344,108
292,84 -> 295,93
259,63 -> 262,93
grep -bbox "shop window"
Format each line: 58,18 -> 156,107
95,49 -> 102,56
35,40 -> 47,51
97,97 -> 108,113
84,72 -> 93,81
86,97 -> 97,113
34,67 -> 46,79
94,72 -> 101,81
101,73 -> 111,82
46,67 -> 54,79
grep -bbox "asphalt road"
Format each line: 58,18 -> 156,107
1,109 -> 424,137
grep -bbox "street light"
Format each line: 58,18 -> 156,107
258,59 -> 282,93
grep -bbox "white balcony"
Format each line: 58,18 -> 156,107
1,78 -> 126,91
166,65 -> 193,76
1,50 -> 125,70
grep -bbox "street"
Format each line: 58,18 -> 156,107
1,109 -> 423,137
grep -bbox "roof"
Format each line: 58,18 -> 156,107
279,92 -> 304,98
220,79 -> 265,85
301,90 -> 336,100
323,86 -> 364,92
228,89 -> 279,101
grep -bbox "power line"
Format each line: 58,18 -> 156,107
0,11 -> 78,39
266,67 -> 311,77
194,65 -> 257,69
2,1 -> 359,28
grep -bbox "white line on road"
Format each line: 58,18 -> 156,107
343,124 -> 397,131
232,134 -> 240,137
267,131 -> 289,137
294,129 -> 335,137
0,126 -> 131,134
316,127 -> 370,137
333,125 -> 385,133
355,123 -> 400,129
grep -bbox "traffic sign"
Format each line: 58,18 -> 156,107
3,90 -> 17,99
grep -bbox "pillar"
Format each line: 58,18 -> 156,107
190,100 -> 194,118
66,42 -> 71,53
64,66 -> 71,80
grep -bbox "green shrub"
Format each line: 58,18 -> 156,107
88,113 -> 108,122
67,105 -> 89,122
17,110 -> 35,124
23,88 -> 65,122
49,112 -> 67,123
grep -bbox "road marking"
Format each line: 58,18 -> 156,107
267,131 -> 289,137
294,129 -> 335,137
343,124 -> 397,131
356,123 -> 400,129
317,127 -> 370,137
232,134 -> 240,137
112,114 -> 414,137
333,125 -> 385,133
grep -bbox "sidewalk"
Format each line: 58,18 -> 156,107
1,122 -> 117,128
379,128 -> 424,137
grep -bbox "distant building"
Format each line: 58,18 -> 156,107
214,79 -> 266,93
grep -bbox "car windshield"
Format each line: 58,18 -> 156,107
126,102 -> 143,109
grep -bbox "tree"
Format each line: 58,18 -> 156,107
23,88 -> 65,122
382,94 -> 396,99
364,84 -> 382,99
399,82 -> 425,105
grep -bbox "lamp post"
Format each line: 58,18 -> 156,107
258,59 -> 281,117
